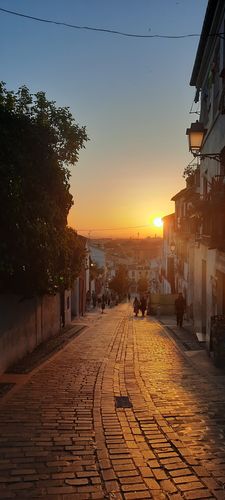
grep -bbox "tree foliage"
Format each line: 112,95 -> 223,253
0,82 -> 88,295
109,265 -> 130,300
183,164 -> 195,180
137,277 -> 149,295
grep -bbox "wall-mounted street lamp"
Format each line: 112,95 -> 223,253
186,121 -> 221,162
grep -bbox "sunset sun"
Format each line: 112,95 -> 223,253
153,217 -> 163,228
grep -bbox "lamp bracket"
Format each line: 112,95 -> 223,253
193,152 -> 221,162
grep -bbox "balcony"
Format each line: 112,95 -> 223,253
175,176 -> 225,250
204,176 -> 225,250
176,216 -> 199,238
210,175 -> 225,206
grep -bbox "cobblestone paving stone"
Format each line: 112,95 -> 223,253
0,304 -> 225,499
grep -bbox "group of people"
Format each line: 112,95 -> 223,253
89,289 -> 186,324
86,290 -> 117,314
99,293 -> 113,313
133,296 -> 147,317
132,291 -> 186,327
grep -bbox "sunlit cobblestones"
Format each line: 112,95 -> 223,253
0,304 -> 225,498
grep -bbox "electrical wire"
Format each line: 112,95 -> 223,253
1,7 -> 224,40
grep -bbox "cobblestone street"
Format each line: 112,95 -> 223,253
1,304 -> 225,499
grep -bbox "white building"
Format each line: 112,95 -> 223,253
170,0 -> 225,350
188,0 -> 225,347
128,264 -> 151,295
89,244 -> 106,270
161,214 -> 176,294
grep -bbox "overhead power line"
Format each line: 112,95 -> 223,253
1,7 -> 224,40
0,6 -> 219,40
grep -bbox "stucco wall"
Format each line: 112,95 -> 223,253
150,293 -> 177,315
0,294 -> 61,375
193,244 -> 216,347
71,278 -> 79,317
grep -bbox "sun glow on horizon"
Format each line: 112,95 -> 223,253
153,217 -> 163,228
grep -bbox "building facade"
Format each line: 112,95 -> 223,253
169,1 -> 225,349
189,0 -> 225,346
161,214 -> 176,294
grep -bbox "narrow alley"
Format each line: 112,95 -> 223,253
0,304 -> 225,499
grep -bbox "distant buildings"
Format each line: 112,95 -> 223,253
128,264 -> 151,294
103,237 -> 162,295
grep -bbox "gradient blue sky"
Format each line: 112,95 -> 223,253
1,0 -> 208,237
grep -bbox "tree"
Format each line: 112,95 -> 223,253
109,265 -> 130,300
0,82 -> 88,295
90,261 -> 104,282
137,277 -> 149,295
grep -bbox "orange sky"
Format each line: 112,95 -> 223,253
65,0 -> 206,240
1,1 -> 207,240
67,144 -> 185,239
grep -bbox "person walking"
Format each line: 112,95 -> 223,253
140,296 -> 147,317
92,291 -> 97,308
86,290 -> 91,311
101,296 -> 106,314
133,297 -> 139,317
175,293 -> 186,328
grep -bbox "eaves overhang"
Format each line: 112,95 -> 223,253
190,0 -> 222,87
162,213 -> 175,222
171,188 -> 187,201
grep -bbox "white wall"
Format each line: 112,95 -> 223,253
192,244 -> 217,346
90,245 -> 106,268
71,278 -> 79,317
162,278 -> 171,294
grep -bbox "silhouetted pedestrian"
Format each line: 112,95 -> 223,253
133,297 -> 139,317
140,296 -> 147,317
92,291 -> 97,308
101,296 -> 106,314
175,293 -> 186,328
86,290 -> 91,310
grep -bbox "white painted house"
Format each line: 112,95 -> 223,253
168,1 -> 225,350
187,0 -> 225,347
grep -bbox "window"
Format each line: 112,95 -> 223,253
201,86 -> 210,126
